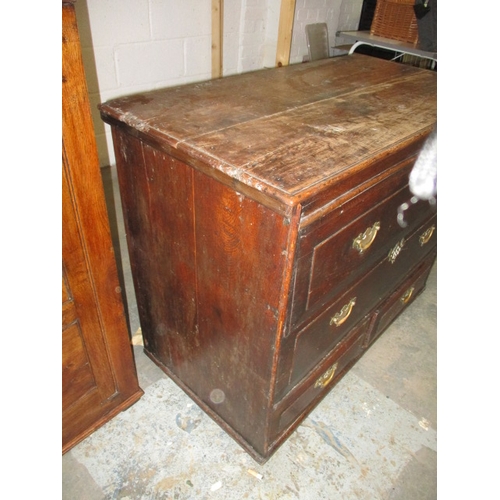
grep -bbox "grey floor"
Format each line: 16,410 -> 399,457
62,165 -> 437,500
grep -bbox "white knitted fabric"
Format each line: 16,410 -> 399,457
409,128 -> 437,201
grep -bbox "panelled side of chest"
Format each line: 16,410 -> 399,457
110,126 -> 299,461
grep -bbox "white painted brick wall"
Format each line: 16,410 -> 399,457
76,0 -> 214,167
290,0 -> 361,64
338,0 -> 364,30
336,0 -> 364,45
74,0 -> 360,167
237,0 -> 268,73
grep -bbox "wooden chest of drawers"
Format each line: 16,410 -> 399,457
100,55 -> 437,463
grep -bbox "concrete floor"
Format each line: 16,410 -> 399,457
62,165 -> 437,499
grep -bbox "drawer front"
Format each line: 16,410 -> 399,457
275,323 -> 368,438
382,216 -> 436,281
289,278 -> 378,390
276,215 -> 437,400
290,164 -> 436,330
273,250 -> 436,442
368,254 -> 436,346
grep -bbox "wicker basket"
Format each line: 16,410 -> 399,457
370,0 -> 419,45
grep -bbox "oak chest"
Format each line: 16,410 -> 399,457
100,55 -> 437,463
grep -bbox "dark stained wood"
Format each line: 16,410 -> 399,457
275,215 -> 437,399
62,1 -> 143,454
100,56 -> 436,208
101,54 -> 437,463
289,160 -> 436,329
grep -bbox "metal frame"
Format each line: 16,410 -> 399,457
337,30 -> 437,68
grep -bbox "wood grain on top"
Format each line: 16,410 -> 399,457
100,55 -> 436,202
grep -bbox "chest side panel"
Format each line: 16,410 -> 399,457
112,125 -> 297,457
189,170 -> 294,454
112,128 -> 198,368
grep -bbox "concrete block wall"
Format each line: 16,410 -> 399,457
335,0 -> 365,46
75,0 -> 214,167
289,0 -> 363,64
75,0 -> 361,167
337,0 -> 364,32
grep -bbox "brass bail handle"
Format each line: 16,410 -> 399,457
419,225 -> 435,246
400,286 -> 415,305
330,297 -> 356,327
353,222 -> 381,254
314,362 -> 338,389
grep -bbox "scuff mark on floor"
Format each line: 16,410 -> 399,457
306,419 -> 359,465
175,412 -> 201,434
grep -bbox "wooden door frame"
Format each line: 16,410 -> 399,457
211,0 -> 224,78
211,0 -> 297,77
275,0 -> 297,67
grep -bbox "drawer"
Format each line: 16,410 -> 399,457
367,254 -> 436,346
276,215 -> 437,400
290,164 -> 436,329
270,246 -> 436,450
274,322 -> 368,438
289,282 -> 377,390
383,216 -> 436,280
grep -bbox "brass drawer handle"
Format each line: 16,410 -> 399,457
419,225 -> 435,246
400,286 -> 415,305
330,297 -> 356,327
388,238 -> 405,264
352,222 -> 381,254
314,362 -> 338,389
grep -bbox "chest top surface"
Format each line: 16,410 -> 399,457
100,55 -> 436,206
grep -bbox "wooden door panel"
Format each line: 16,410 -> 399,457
62,1 -> 142,453
62,163 -> 116,403
62,321 -> 96,410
